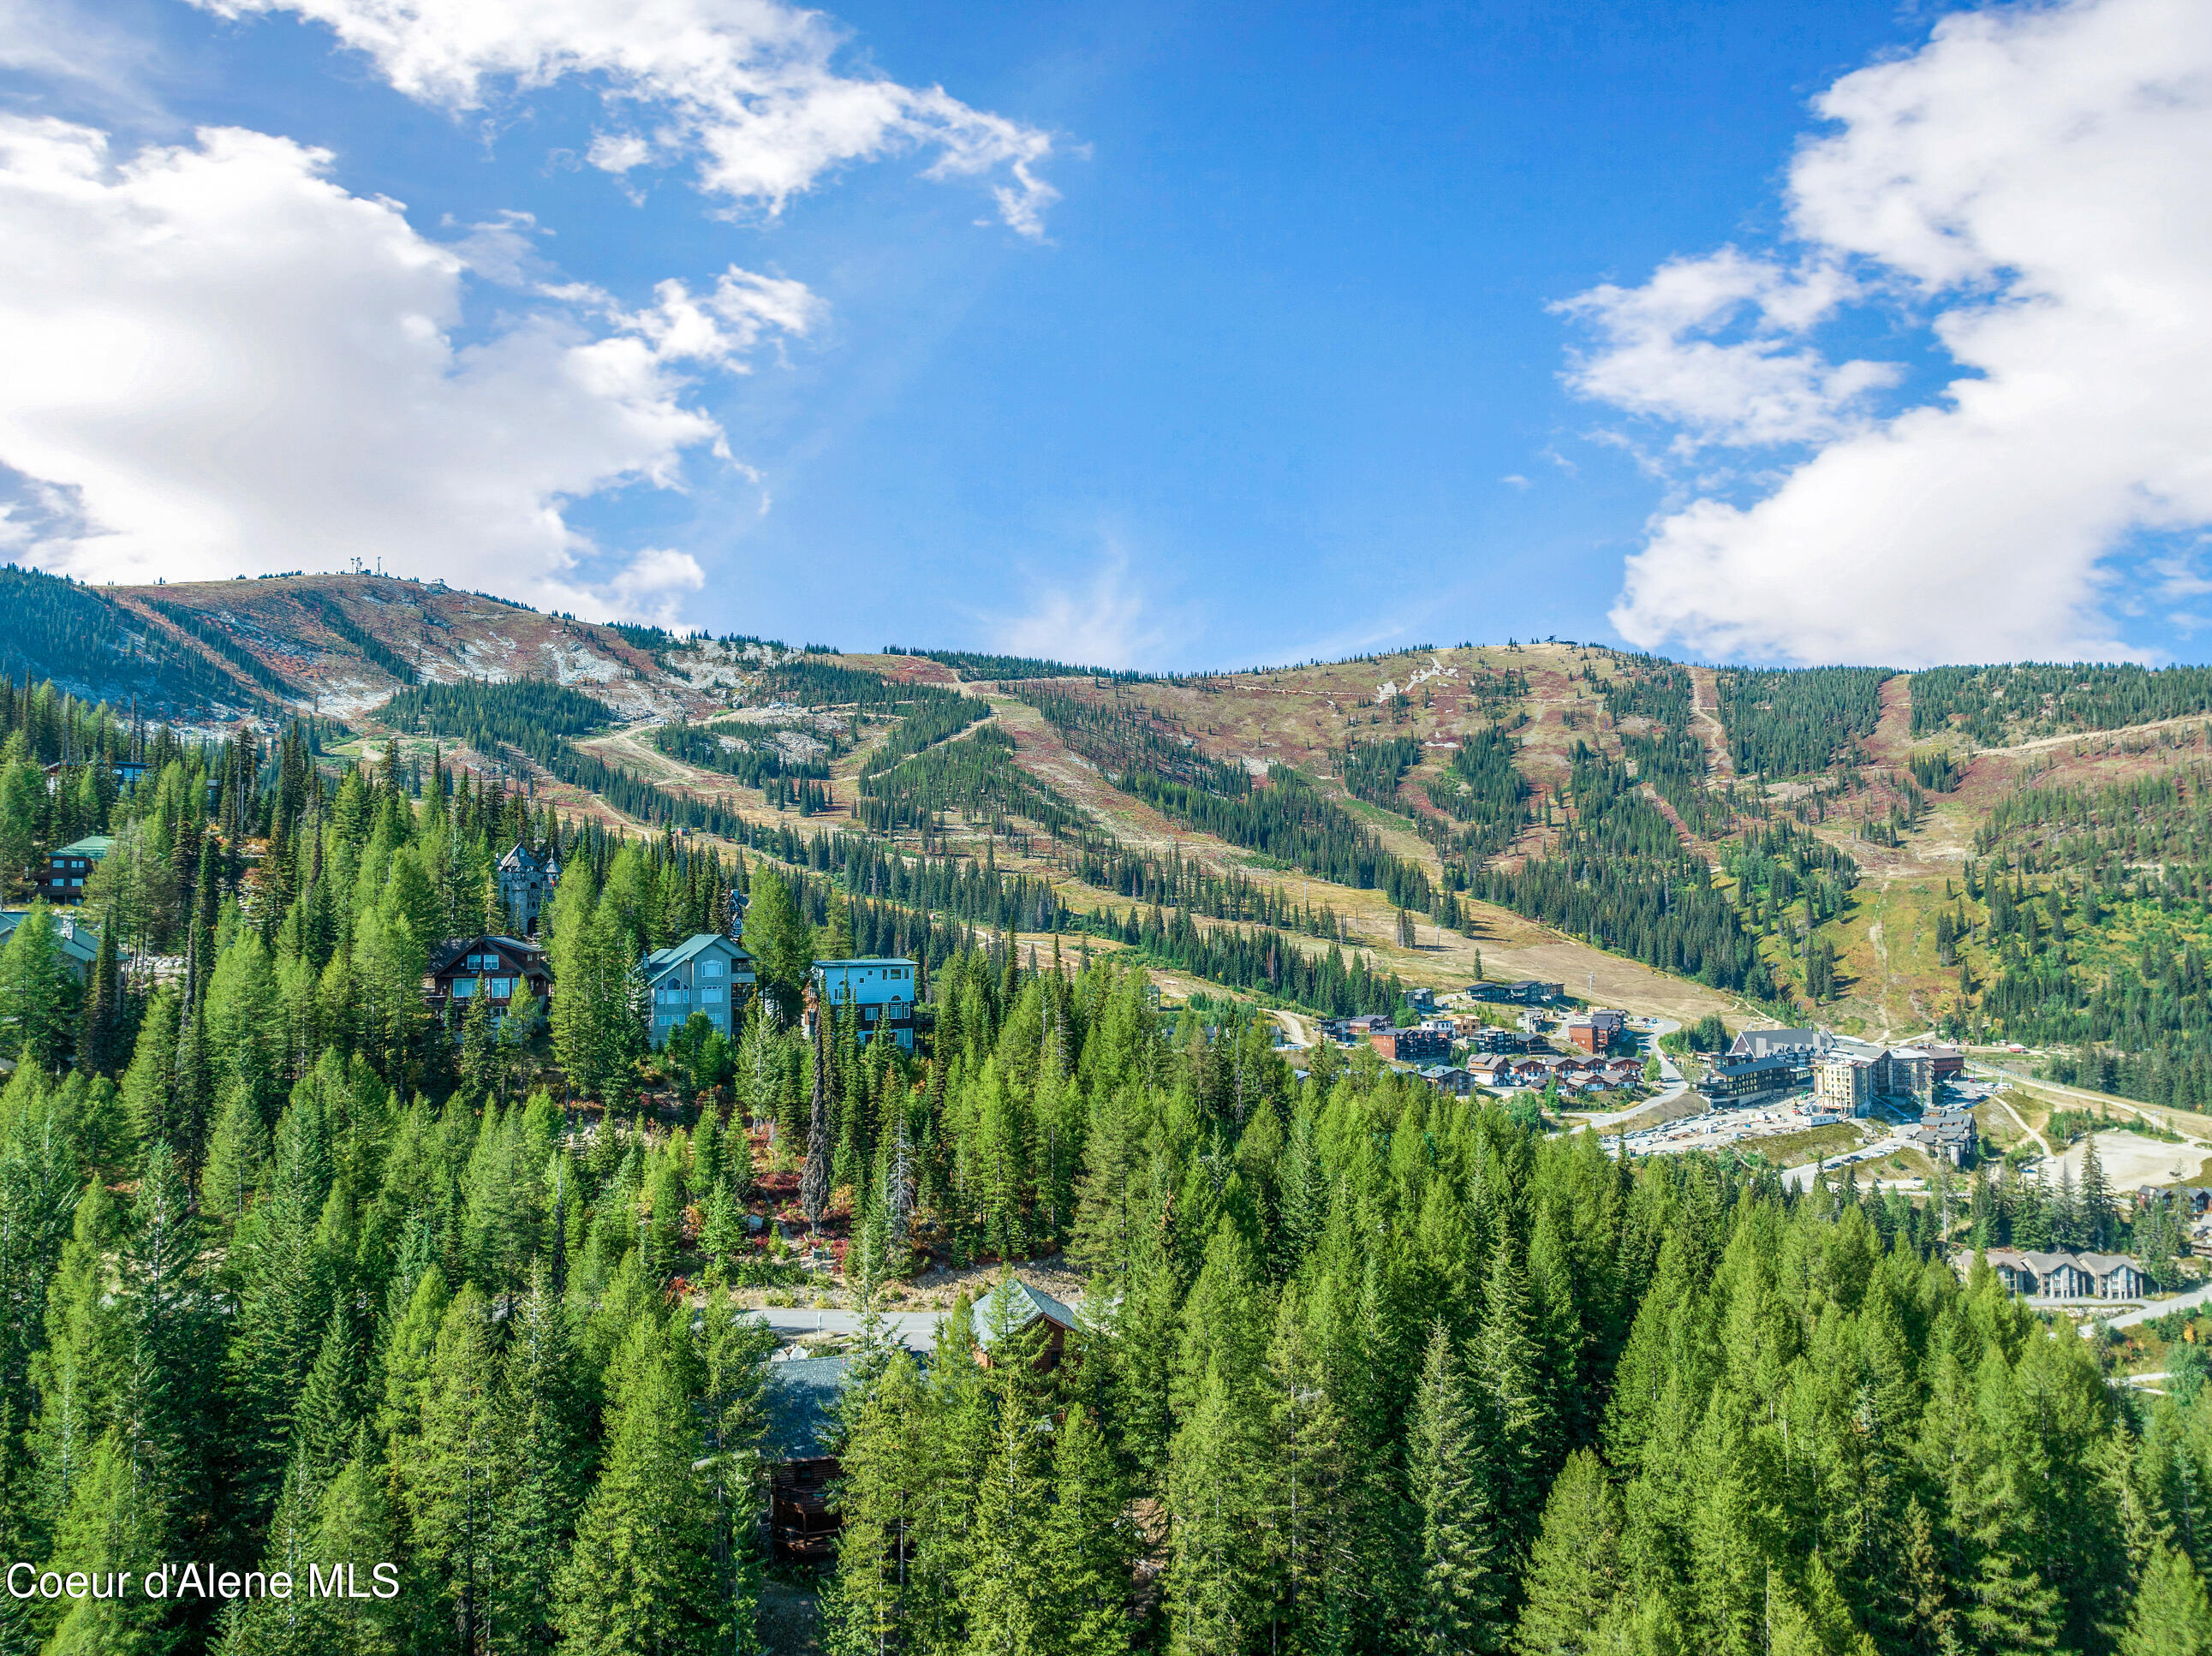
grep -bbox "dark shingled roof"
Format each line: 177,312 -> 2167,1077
761,1356 -> 849,1462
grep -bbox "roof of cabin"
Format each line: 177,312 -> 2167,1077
426,935 -> 546,975
973,1278 -> 1079,1349
762,1356 -> 850,1461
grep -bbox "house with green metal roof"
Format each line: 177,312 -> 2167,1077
0,908 -> 99,981
973,1278 -> 1080,1370
640,932 -> 754,1047
37,836 -> 113,906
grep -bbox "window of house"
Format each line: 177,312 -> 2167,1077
452,979 -> 474,998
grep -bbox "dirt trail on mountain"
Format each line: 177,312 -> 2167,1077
1689,669 -> 1734,779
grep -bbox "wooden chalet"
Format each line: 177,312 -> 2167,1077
973,1278 -> 1080,1371
425,935 -> 552,1021
762,1355 -> 850,1559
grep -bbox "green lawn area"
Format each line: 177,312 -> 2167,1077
1741,1122 -> 1865,1169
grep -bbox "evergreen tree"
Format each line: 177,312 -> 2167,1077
2124,1544 -> 2212,1656
1515,1450 -> 1625,1656
1166,1362 -> 1266,1656
408,1287 -> 501,1653
0,902 -> 80,1069
1410,1316 -> 1500,1653
960,1337 -> 1052,1655
555,1315 -> 720,1656
825,1351 -> 939,1656
77,919 -> 124,1075
1046,1401 -> 1134,1656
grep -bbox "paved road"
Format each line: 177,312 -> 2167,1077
740,1306 -> 950,1355
1568,1019 -> 1690,1129
2083,1279 -> 2212,1332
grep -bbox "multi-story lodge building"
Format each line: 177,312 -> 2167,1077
808,957 -> 919,1050
641,933 -> 755,1047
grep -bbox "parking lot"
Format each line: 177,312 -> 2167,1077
1615,1094 -> 1851,1158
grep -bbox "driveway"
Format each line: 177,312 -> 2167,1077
2083,1279 -> 2212,1333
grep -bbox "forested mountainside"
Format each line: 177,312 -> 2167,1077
0,707 -> 2207,1656
30,557 -> 2212,1099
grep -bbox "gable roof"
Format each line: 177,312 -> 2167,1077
973,1278 -> 1079,1349
641,932 -> 753,980
53,836 -> 114,859
426,935 -> 546,976
0,909 -> 98,964
761,1355 -> 850,1461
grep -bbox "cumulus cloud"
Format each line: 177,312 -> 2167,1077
991,556 -> 1165,670
1556,252 -> 1898,450
0,116 -> 815,619
1560,0 -> 2212,667
193,0 -> 1060,237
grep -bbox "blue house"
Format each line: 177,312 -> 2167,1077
641,933 -> 755,1047
808,956 -> 919,1050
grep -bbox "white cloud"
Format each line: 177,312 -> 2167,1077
1556,251 -> 1899,449
990,556 -> 1164,670
1563,0 -> 2212,666
0,116 -> 816,620
1500,474 -> 1531,490
194,0 -> 1060,238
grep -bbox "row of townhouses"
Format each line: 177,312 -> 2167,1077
1954,1248 -> 2149,1302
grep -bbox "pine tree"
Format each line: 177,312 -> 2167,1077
825,1350 -> 939,1656
1166,1361 -> 1266,1656
1513,1450 -> 1624,1656
0,902 -> 80,1069
1475,1235 -> 1549,1564
312,1426 -> 406,1656
202,1080 -> 268,1227
555,1315 -> 720,1656
2123,1544 -> 2212,1656
76,919 -> 124,1075
802,1006 -> 832,1236
1046,1401 -> 1134,1656
1410,1316 -> 1500,1653
117,984 -> 182,1159
1260,1296 -> 1358,1654
45,1141 -> 207,1656
408,1287 -> 500,1653
484,1261 -> 586,1655
2081,1134 -> 2115,1249
960,1339 -> 1052,1655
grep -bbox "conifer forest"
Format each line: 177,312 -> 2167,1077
9,584 -> 2212,1656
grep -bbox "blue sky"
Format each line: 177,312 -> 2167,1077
3,0 -> 2209,670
